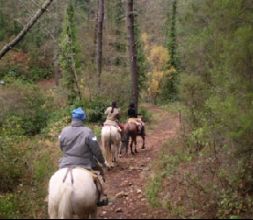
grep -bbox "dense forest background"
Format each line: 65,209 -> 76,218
0,0 -> 253,218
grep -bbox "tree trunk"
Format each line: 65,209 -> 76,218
0,0 -> 54,60
96,0 -> 104,89
170,0 -> 177,67
127,0 -> 138,113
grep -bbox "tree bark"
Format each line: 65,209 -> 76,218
96,0 -> 104,89
127,0 -> 139,113
0,0 -> 54,60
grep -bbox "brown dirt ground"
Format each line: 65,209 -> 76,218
97,104 -> 180,219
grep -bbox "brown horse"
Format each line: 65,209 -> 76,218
120,122 -> 145,155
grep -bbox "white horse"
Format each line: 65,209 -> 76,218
101,125 -> 121,169
48,167 -> 98,219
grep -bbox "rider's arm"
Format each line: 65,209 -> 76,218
58,129 -> 65,150
86,132 -> 106,166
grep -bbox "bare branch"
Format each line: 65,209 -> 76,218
0,0 -> 54,60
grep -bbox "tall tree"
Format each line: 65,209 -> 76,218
96,0 -> 104,89
127,0 -> 139,112
59,2 -> 81,104
162,0 -> 178,102
134,18 -> 147,93
0,0 -> 54,60
167,0 -> 178,68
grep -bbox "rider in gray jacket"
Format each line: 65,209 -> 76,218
58,107 -> 108,206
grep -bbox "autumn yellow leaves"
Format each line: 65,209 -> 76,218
141,33 -> 176,103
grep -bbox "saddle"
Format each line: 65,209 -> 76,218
103,121 -> 122,133
62,166 -> 103,185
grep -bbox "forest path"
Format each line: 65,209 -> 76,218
98,104 -> 180,219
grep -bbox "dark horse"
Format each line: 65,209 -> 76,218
120,122 -> 145,155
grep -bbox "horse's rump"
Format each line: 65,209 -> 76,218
48,167 -> 98,219
101,126 -> 121,168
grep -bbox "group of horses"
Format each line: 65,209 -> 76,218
47,120 -> 145,219
101,121 -> 145,169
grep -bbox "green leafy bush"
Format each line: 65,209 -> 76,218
0,137 -> 26,193
71,97 -> 109,123
138,107 -> 152,123
0,78 -> 49,136
0,194 -> 19,219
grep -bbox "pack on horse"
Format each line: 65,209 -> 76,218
101,101 -> 122,168
120,103 -> 146,155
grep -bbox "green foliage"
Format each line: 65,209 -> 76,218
41,107 -> 71,136
218,189 -> 253,218
0,9 -> 5,41
0,137 -> 26,193
28,67 -> 52,82
146,174 -> 163,207
138,107 -> 152,123
0,194 -> 19,219
0,78 -> 49,136
33,152 -> 54,183
175,0 -> 253,217
146,139 -> 191,209
70,97 -> 109,124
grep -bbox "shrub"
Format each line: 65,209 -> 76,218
138,107 -> 152,123
70,97 -> 109,124
0,194 -> 19,219
0,78 -> 49,136
0,137 -> 27,193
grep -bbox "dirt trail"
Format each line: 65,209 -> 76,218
98,104 -> 180,219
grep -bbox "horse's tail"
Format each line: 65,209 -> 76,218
109,126 -> 112,150
58,184 -> 73,219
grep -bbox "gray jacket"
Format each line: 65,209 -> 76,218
59,119 -> 105,169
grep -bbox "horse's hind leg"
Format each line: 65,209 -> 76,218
112,143 -> 118,163
134,137 -> 138,154
141,135 -> 145,149
130,139 -> 135,155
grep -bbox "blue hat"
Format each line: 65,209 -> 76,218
72,107 -> 86,121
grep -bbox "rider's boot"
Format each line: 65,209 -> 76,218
95,178 -> 109,207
